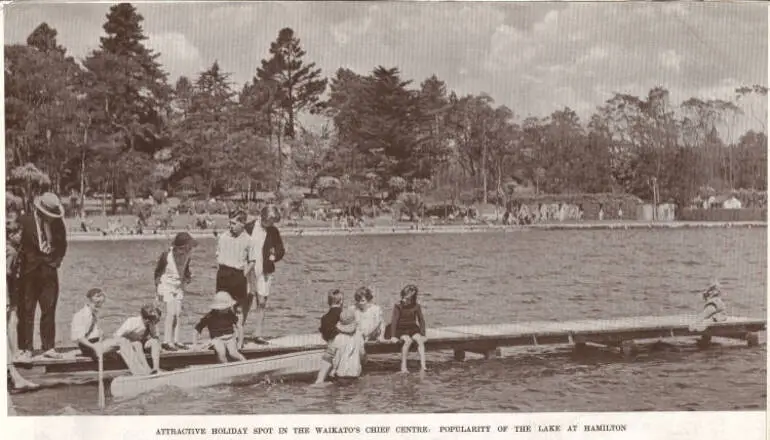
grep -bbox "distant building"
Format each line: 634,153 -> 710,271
721,195 -> 742,209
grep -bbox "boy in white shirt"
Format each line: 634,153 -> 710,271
70,288 -> 109,360
112,305 -> 163,375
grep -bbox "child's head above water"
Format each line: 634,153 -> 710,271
354,286 -> 374,309
327,289 -> 343,307
400,284 -> 419,305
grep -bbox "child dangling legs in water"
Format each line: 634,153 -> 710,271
193,291 -> 246,363
388,284 -> 427,373
154,232 -> 196,351
689,280 -> 728,332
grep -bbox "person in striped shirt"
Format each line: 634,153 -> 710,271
216,210 -> 257,328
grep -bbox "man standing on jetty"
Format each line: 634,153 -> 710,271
17,192 -> 68,360
216,210 -> 257,327
245,205 -> 285,344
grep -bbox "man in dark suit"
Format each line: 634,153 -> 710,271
17,192 -> 68,360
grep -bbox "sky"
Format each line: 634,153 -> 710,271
3,1 -> 768,137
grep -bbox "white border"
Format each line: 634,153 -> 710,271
1,2 -> 768,440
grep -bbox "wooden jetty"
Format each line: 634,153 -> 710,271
15,314 -> 765,375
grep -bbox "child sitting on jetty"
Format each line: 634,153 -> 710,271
388,284 -> 428,373
70,288 -> 108,360
314,309 -> 365,385
193,291 -> 246,363
689,281 -> 728,332
319,289 -> 344,342
113,305 -> 163,375
351,287 -> 385,342
154,232 -> 196,351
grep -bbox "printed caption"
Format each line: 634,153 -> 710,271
155,423 -> 628,436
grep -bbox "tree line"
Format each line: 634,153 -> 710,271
5,3 -> 767,216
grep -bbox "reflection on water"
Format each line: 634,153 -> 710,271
11,228 -> 767,414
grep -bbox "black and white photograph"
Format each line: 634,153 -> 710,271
2,0 -> 767,431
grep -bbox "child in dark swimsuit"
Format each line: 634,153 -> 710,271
387,284 -> 427,373
193,291 -> 246,363
689,280 -> 728,332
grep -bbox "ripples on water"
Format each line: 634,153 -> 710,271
11,228 -> 767,414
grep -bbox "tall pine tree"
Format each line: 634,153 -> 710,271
83,2 -> 172,202
256,27 -> 327,139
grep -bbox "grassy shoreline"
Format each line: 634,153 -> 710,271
65,220 -> 767,242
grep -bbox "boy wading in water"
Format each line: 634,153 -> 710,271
388,284 -> 428,373
154,232 -> 197,351
245,205 -> 285,344
193,291 -> 246,363
315,308 -> 365,385
319,289 -> 344,343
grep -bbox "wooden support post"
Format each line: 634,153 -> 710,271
696,335 -> 712,350
453,349 -> 466,361
573,342 -> 588,354
480,348 -> 501,360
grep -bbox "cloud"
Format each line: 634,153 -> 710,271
660,50 -> 682,72
3,1 -> 765,132
146,32 -> 204,80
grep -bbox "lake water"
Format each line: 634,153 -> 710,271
9,228 -> 767,414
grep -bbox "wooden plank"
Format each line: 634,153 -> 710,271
111,350 -> 324,400
16,314 -> 765,374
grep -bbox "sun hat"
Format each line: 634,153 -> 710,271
172,232 -> 197,248
211,291 -> 236,310
33,192 -> 64,218
336,309 -> 357,334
